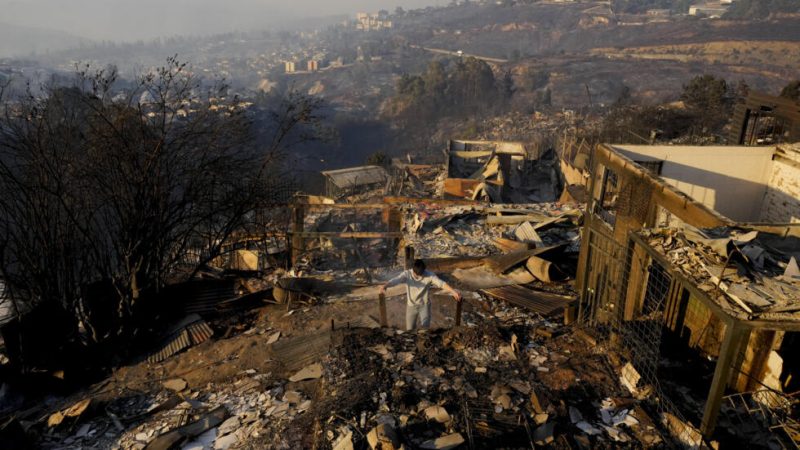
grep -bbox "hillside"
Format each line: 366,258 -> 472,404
0,23 -> 91,58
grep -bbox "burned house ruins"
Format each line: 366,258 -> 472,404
2,136 -> 799,450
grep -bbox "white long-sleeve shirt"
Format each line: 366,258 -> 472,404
385,269 -> 446,306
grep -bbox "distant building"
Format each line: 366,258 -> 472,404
307,60 -> 319,72
689,2 -> 730,17
354,11 -> 394,31
646,8 -> 672,16
284,61 -> 296,73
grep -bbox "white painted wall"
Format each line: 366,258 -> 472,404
761,147 -> 800,224
612,145 -> 777,222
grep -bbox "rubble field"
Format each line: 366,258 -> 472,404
28,294 -> 668,450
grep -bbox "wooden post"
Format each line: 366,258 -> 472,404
455,300 -> 462,326
290,205 -> 305,266
700,323 -> 750,439
385,206 -> 402,254
378,293 -> 388,327
404,246 -> 415,269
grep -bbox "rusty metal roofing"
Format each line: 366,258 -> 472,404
480,285 -> 575,316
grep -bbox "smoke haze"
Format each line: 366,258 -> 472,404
0,0 -> 445,56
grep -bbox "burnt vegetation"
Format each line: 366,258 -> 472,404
385,58 -> 513,134
0,58 -> 323,376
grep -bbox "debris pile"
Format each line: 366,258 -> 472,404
643,226 -> 800,321
404,203 -> 582,259
444,144 -> 563,204
266,298 -> 665,449
388,163 -> 444,199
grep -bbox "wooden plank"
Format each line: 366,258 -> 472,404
382,196 -> 478,205
422,255 -> 486,272
484,245 -> 565,273
700,324 -> 750,438
290,205 -> 305,266
492,237 -> 529,253
291,231 -> 403,239
443,178 -> 482,198
378,293 -> 388,327
301,203 -> 387,209
145,406 -> 228,450
486,214 -> 551,225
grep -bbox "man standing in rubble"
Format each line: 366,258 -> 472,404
379,259 -> 461,330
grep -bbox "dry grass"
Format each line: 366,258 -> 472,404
590,41 -> 800,68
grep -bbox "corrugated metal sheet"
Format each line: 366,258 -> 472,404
321,165 -> 388,189
148,330 -> 190,363
147,315 -> 214,363
173,280 -> 236,315
480,285 -> 575,316
514,222 -> 543,245
270,331 -> 331,371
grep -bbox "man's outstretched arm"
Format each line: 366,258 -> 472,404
441,282 -> 462,302
430,273 -> 462,302
379,271 -> 407,295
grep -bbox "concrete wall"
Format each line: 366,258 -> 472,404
760,148 -> 800,224
613,145 -> 776,222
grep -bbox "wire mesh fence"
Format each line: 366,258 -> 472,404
580,229 -> 708,447
719,378 -> 800,448
581,229 -> 800,448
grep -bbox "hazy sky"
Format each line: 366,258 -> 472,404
1,0 -> 446,42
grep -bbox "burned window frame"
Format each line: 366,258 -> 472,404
741,107 -> 792,146
593,164 -> 620,228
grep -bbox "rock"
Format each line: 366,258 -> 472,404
576,421 -> 602,435
289,363 -> 323,382
496,394 -> 512,409
534,422 -> 555,446
366,423 -> 401,450
75,423 -> 91,438
423,405 -> 451,423
420,433 -> 465,450
182,428 -> 218,450
368,344 -> 394,360
297,400 -> 312,411
397,352 -> 414,365
267,331 -> 281,344
214,432 -> 239,450
601,424 -> 630,442
569,406 -> 583,423
490,384 -> 512,399
333,429 -> 354,450
509,379 -> 531,394
135,432 -> 149,442
218,416 -> 240,436
163,378 -> 188,392
284,391 -> 302,404
620,362 -> 641,394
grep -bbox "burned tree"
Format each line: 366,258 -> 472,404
0,58 -> 323,370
